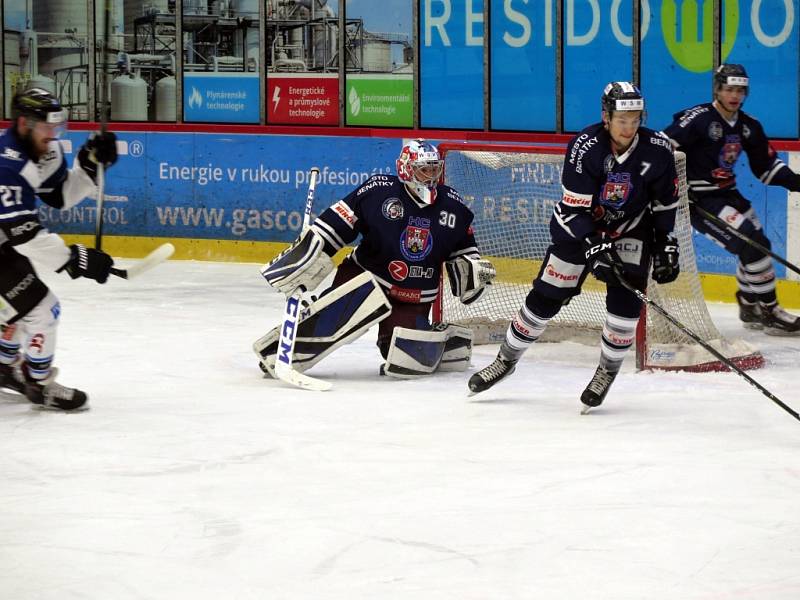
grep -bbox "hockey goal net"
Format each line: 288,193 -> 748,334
434,143 -> 764,372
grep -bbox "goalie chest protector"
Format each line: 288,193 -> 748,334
318,174 -> 478,304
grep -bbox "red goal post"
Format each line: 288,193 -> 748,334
434,142 -> 764,373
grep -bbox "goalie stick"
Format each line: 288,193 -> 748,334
614,267 -> 799,423
273,167 -> 332,392
109,243 -> 175,280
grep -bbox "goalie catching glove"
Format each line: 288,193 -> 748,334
260,228 -> 334,295
446,255 -> 496,305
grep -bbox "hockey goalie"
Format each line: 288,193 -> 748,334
255,139 -> 496,379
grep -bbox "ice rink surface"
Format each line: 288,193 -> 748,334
1,259 -> 799,600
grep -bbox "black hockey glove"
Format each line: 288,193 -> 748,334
583,234 -> 624,285
58,244 -> 114,284
78,131 -> 118,182
651,232 -> 680,284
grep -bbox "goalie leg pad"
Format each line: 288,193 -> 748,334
253,271 -> 391,375
383,323 -> 473,379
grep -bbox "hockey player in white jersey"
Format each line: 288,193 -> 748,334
0,88 -> 118,409
469,83 -> 680,413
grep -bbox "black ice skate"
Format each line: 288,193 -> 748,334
760,302 -> 800,336
468,354 -> 516,395
24,368 -> 88,411
735,291 -> 763,330
580,366 -> 618,414
0,360 -> 26,394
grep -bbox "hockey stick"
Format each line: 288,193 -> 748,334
614,268 -> 799,423
273,167 -> 332,392
690,201 -> 800,277
109,243 -> 175,280
94,0 -> 112,251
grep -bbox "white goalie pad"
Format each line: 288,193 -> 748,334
260,229 -> 334,295
383,323 -> 473,379
253,271 -> 391,375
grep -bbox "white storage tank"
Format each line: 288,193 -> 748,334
111,73 -> 148,121
155,75 -> 176,121
359,36 -> 392,72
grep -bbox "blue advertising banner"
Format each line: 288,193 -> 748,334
563,0 -> 632,132
184,73 -> 260,124
420,0 -> 484,129
642,0 -> 715,130
724,0 -> 798,138
490,0 -> 555,131
41,133 -> 396,243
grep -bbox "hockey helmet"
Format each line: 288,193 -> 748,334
713,64 -> 749,94
397,139 -> 443,204
601,82 -> 645,116
11,87 -> 67,128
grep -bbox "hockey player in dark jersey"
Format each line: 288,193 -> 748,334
0,88 -> 118,409
255,139 -> 496,378
663,64 -> 800,335
469,82 -> 680,413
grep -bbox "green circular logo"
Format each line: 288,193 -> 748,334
662,0 -> 739,73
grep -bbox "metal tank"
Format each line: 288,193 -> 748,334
155,75 -> 176,121
4,30 -> 21,117
359,36 -> 392,72
111,72 -> 148,121
230,0 -> 259,68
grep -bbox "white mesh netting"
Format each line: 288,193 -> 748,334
437,145 -> 763,371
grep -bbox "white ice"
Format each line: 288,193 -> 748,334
1,259 -> 799,600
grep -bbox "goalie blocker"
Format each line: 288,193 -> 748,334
254,271 -> 475,379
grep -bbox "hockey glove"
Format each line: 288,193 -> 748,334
58,244 -> 114,284
78,131 -> 118,182
446,255 -> 496,305
583,234 -> 624,285
651,232 -> 680,284
260,228 -> 334,296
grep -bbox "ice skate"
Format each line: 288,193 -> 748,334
760,302 -> 800,336
468,354 -> 516,395
580,366 -> 618,414
0,360 -> 26,395
735,292 -> 763,330
24,368 -> 88,411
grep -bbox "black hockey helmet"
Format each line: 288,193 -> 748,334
713,64 -> 749,94
601,81 -> 645,116
11,87 -> 67,124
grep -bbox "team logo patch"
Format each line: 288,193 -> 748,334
601,172 -> 632,209
603,154 -> 616,174
718,135 -> 742,169
708,121 -> 723,141
388,260 -> 409,281
742,124 -> 751,139
400,216 -> 433,261
381,197 -> 404,220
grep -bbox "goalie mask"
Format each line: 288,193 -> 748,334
397,139 -> 444,204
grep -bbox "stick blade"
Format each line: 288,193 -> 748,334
275,363 -> 332,392
123,242 -> 175,279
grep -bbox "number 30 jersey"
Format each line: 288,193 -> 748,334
311,174 -> 481,304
